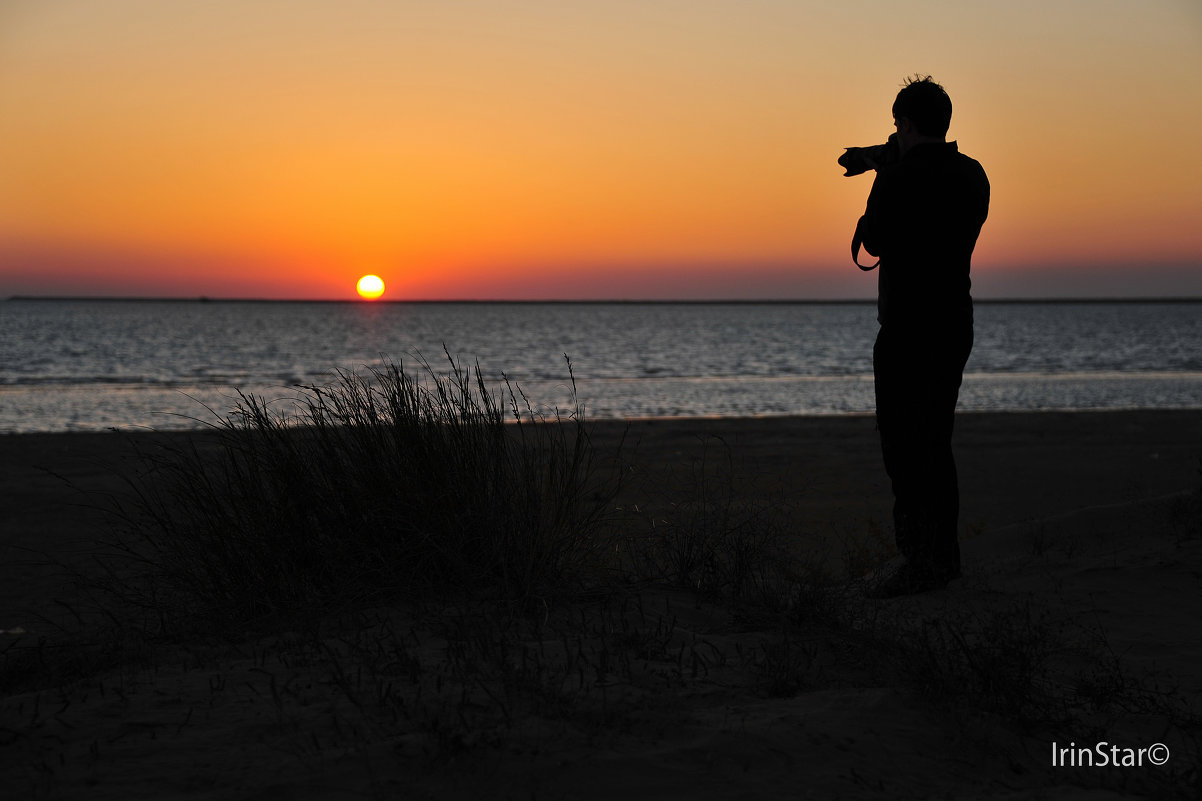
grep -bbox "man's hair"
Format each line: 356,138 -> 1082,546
892,75 -> 952,138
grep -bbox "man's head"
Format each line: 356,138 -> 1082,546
891,75 -> 952,154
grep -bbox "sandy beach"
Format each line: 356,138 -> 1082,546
2,410 -> 1200,799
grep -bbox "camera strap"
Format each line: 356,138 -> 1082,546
851,221 -> 879,271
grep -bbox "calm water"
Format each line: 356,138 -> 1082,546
2,299 -> 1200,433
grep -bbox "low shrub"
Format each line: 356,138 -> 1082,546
104,354 -> 620,631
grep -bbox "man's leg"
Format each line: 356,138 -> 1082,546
873,326 -> 927,566
872,323 -> 971,592
927,322 -> 973,579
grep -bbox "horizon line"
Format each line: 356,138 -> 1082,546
6,295 -> 1202,305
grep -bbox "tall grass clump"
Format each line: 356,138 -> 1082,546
106,354 -> 620,631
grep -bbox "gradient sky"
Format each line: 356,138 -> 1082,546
2,0 -> 1200,300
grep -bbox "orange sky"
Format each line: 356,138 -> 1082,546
2,1 -> 1201,299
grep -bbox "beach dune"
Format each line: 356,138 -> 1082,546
2,410 -> 1199,798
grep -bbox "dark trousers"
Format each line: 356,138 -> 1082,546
873,321 -> 973,577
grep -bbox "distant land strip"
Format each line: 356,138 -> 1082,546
5,296 -> 1202,305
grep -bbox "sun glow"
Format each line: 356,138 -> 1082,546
4,4 -> 1202,300
356,274 -> 385,300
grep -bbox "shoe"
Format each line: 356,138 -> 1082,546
863,561 -> 953,599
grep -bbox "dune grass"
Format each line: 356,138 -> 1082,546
101,354 -> 622,633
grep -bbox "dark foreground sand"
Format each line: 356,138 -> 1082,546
2,410 -> 1200,799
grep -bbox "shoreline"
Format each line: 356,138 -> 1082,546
5,404 -> 1202,438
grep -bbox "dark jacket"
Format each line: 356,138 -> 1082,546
855,141 -> 989,327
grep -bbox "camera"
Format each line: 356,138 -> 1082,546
838,133 -> 899,176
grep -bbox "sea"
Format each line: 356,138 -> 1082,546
2,299 -> 1200,434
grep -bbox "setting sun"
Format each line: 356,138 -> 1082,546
356,274 -> 385,300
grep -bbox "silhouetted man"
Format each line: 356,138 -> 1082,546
851,76 -> 989,597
